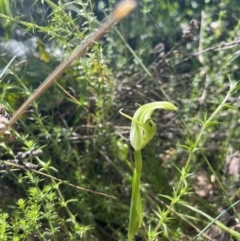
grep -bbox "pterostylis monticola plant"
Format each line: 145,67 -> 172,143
120,101 -> 178,241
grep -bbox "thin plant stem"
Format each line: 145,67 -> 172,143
194,90 -> 231,148
128,150 -> 142,241
154,83 -> 234,234
3,160 -> 116,199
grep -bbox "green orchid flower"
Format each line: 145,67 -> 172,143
119,101 -> 178,241
120,101 -> 178,151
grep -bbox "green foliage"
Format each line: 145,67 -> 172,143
0,186 -> 54,240
0,0 -> 240,240
0,0 -> 12,39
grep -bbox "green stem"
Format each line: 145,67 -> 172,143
154,84 -> 234,234
194,89 -> 230,149
134,150 -> 142,188
128,150 -> 143,241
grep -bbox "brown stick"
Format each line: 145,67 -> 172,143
2,160 -> 117,199
2,0 -> 136,134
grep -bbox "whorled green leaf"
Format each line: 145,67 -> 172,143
222,103 -> 239,111
204,121 -> 220,128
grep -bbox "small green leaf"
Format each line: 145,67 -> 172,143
158,194 -> 173,201
0,56 -> 16,79
222,103 -> 239,111
177,144 -> 191,150
193,118 -> 204,125
205,121 -> 220,127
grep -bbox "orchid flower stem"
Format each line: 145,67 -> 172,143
120,101 -> 178,240
128,150 -> 143,241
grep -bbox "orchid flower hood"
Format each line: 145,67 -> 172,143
120,101 -> 178,151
